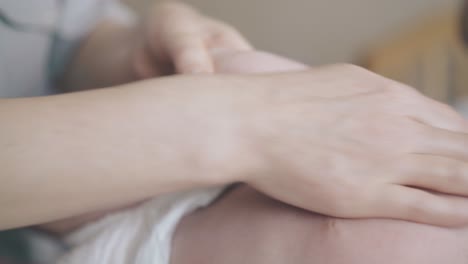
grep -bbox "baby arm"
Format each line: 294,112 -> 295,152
172,185 -> 468,264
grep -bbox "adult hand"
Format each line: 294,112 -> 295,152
238,64 -> 468,227
132,1 -> 252,77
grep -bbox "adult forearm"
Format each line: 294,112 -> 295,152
0,76 -> 251,230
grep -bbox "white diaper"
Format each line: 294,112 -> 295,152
57,187 -> 225,264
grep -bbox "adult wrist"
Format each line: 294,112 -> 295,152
172,75 -> 266,187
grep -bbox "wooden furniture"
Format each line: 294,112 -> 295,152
366,8 -> 467,104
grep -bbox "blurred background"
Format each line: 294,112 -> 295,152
125,0 -> 466,103
124,0 -> 459,64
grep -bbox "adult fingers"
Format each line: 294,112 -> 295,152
132,43 -> 164,79
393,154 -> 468,197
415,126 -> 468,161
207,19 -> 253,51
414,96 -> 468,132
376,185 -> 468,227
155,2 -> 213,74
166,33 -> 214,74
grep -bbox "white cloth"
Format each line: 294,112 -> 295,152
58,187 -> 225,264
0,0 -> 134,98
